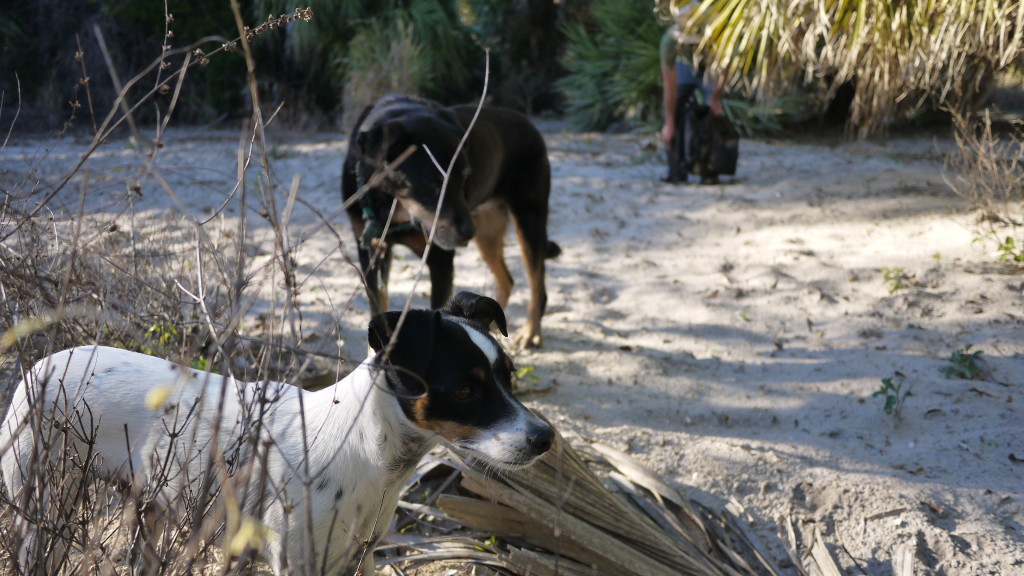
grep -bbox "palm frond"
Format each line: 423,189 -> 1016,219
666,0 -> 1024,136
405,0 -> 474,94
558,0 -> 664,131
388,426 -> 836,575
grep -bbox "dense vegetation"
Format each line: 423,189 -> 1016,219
557,0 -> 664,131
0,0 -> 579,132
2,0 -> 1022,135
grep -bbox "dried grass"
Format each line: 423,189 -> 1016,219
673,0 -> 1024,137
944,109 -> 1024,267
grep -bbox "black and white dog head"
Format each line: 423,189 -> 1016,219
354,95 -> 475,250
368,292 -> 554,468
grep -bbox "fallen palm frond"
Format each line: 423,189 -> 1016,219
388,425 -> 845,576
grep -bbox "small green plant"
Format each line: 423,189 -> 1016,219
139,322 -> 209,371
881,266 -> 913,294
516,365 -> 539,382
995,235 -> 1024,264
973,230 -> 1024,267
942,344 -> 986,380
139,321 -> 180,356
873,372 -> 913,417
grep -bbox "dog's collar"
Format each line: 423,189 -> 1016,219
357,182 -> 420,248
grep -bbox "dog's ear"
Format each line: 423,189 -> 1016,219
368,310 -> 435,394
443,291 -> 508,337
356,121 -> 410,163
367,312 -> 397,355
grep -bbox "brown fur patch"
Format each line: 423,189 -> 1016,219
389,195 -> 413,223
411,395 -> 481,443
395,233 -> 428,256
397,197 -> 439,228
472,201 -> 514,306
423,420 -> 480,443
412,396 -> 431,426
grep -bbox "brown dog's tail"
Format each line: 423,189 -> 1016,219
546,241 -> 562,259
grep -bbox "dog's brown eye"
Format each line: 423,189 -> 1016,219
452,386 -> 475,401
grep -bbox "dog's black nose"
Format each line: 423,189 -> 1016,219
457,219 -> 476,241
527,424 -> 555,455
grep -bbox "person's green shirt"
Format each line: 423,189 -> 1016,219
660,25 -> 698,70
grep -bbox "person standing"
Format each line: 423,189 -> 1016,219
660,3 -> 724,184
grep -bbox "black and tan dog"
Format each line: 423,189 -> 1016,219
342,94 -> 559,348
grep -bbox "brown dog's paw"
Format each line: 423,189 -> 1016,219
514,325 -> 543,350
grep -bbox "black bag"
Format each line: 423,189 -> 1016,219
685,102 -> 739,183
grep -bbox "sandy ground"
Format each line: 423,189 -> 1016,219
2,118 -> 1023,575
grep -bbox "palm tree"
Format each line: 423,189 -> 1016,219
664,0 -> 1024,136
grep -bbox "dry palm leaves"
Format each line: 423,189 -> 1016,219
382,424 -> 844,576
667,0 -> 1024,137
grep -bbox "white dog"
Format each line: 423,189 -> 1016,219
1,292 -> 554,575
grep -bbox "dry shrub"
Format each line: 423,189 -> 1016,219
0,7 -> 354,575
0,187 -> 333,574
1,154 -> 240,576
944,109 -> 1024,266
2,155 -> 231,576
0,200 -> 210,361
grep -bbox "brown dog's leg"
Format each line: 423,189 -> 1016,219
473,201 -> 514,308
509,210 -> 553,349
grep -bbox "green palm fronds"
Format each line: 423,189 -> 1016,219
558,0 -> 664,131
665,0 -> 1024,136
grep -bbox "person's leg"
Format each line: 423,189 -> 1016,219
666,61 -> 698,183
666,101 -> 683,182
675,82 -> 697,181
